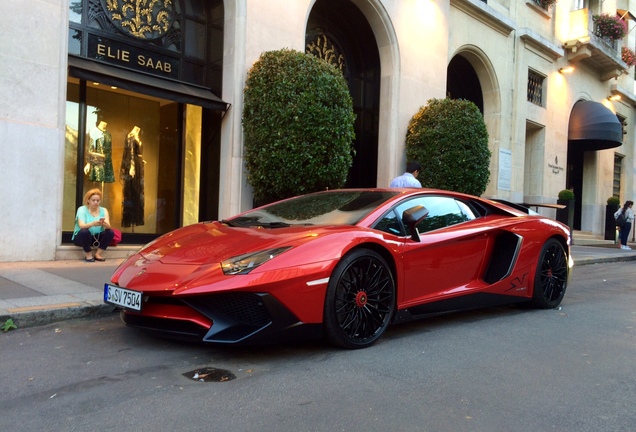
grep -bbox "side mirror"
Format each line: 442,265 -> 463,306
402,205 -> 429,242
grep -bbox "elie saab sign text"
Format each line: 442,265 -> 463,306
88,35 -> 178,79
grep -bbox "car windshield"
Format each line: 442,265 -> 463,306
228,191 -> 397,227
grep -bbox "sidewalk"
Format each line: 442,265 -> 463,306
1,242 -> 636,330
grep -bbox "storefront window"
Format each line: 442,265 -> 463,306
68,29 -> 81,55
69,0 -> 82,24
64,0 -> 225,244
64,79 -> 183,241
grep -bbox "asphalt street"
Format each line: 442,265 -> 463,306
0,259 -> 635,432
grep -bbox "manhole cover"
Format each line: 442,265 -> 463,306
183,367 -> 236,382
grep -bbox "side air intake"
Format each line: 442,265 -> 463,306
483,231 -> 522,284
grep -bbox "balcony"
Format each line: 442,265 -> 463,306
563,8 -> 627,81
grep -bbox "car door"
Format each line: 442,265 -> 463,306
393,196 -> 491,307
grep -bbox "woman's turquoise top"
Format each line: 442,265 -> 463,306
72,206 -> 105,240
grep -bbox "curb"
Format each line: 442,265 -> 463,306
573,255 -> 636,266
1,303 -> 117,330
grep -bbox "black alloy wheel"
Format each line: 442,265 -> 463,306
531,238 -> 568,309
323,249 -> 395,349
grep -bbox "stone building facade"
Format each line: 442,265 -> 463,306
0,0 -> 634,262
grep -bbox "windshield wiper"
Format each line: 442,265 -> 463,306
220,219 -> 242,227
256,222 -> 291,228
221,219 -> 290,228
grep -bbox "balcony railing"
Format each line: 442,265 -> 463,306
563,8 -> 627,80
529,0 -> 554,10
592,21 -> 620,52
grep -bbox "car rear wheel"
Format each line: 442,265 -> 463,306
530,238 -> 568,309
323,249 -> 395,349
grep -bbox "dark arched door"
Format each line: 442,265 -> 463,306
446,54 -> 484,114
306,0 -> 380,187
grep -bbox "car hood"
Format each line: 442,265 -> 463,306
137,221 -> 335,266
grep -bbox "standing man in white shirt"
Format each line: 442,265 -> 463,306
390,161 -> 422,187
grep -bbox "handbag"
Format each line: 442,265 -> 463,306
110,228 -> 122,246
616,210 -> 627,228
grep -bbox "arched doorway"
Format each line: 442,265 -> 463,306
445,48 -> 500,197
306,0 -> 380,188
446,54 -> 484,113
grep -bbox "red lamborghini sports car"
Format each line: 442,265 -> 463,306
105,188 -> 571,349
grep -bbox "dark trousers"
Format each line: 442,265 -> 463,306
619,222 -> 632,246
73,228 -> 115,252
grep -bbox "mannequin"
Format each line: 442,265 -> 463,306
120,125 -> 145,227
84,121 -> 114,183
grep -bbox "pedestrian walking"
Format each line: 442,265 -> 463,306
390,161 -> 422,188
614,200 -> 634,250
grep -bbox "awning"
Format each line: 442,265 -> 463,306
567,100 -> 623,151
617,9 -> 636,21
68,56 -> 230,112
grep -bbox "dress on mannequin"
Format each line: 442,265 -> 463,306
85,121 -> 114,183
120,126 -> 145,227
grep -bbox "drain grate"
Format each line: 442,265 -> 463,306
183,367 -> 236,382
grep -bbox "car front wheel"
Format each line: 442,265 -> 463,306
323,249 -> 395,349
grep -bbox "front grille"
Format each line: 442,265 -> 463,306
185,292 -> 272,326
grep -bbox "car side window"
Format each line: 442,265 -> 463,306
396,196 -> 476,235
374,209 -> 403,236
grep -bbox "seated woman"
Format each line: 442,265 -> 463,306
72,188 -> 115,262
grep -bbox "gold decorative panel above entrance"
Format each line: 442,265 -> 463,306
306,34 -> 346,74
101,0 -> 176,40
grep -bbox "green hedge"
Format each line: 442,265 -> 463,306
406,98 -> 491,196
242,49 -> 356,203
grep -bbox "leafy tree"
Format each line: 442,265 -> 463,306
242,49 -> 356,203
406,98 -> 490,196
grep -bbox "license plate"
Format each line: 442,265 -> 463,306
104,284 -> 142,311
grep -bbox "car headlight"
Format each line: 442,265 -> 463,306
221,247 -> 292,275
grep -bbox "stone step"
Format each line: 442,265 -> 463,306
572,230 -> 616,246
56,245 -> 140,261
573,230 -> 601,239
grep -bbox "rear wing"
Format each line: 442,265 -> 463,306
490,199 -> 566,215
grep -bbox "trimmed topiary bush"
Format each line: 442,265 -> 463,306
607,196 -> 620,206
558,189 -> 575,201
405,98 -> 490,196
242,49 -> 356,203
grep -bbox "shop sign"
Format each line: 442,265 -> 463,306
498,148 -> 511,191
88,34 -> 179,79
548,156 -> 564,175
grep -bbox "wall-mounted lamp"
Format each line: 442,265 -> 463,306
608,94 -> 621,101
559,67 -> 574,74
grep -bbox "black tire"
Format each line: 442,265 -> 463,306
323,249 -> 395,349
530,238 -> 568,309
